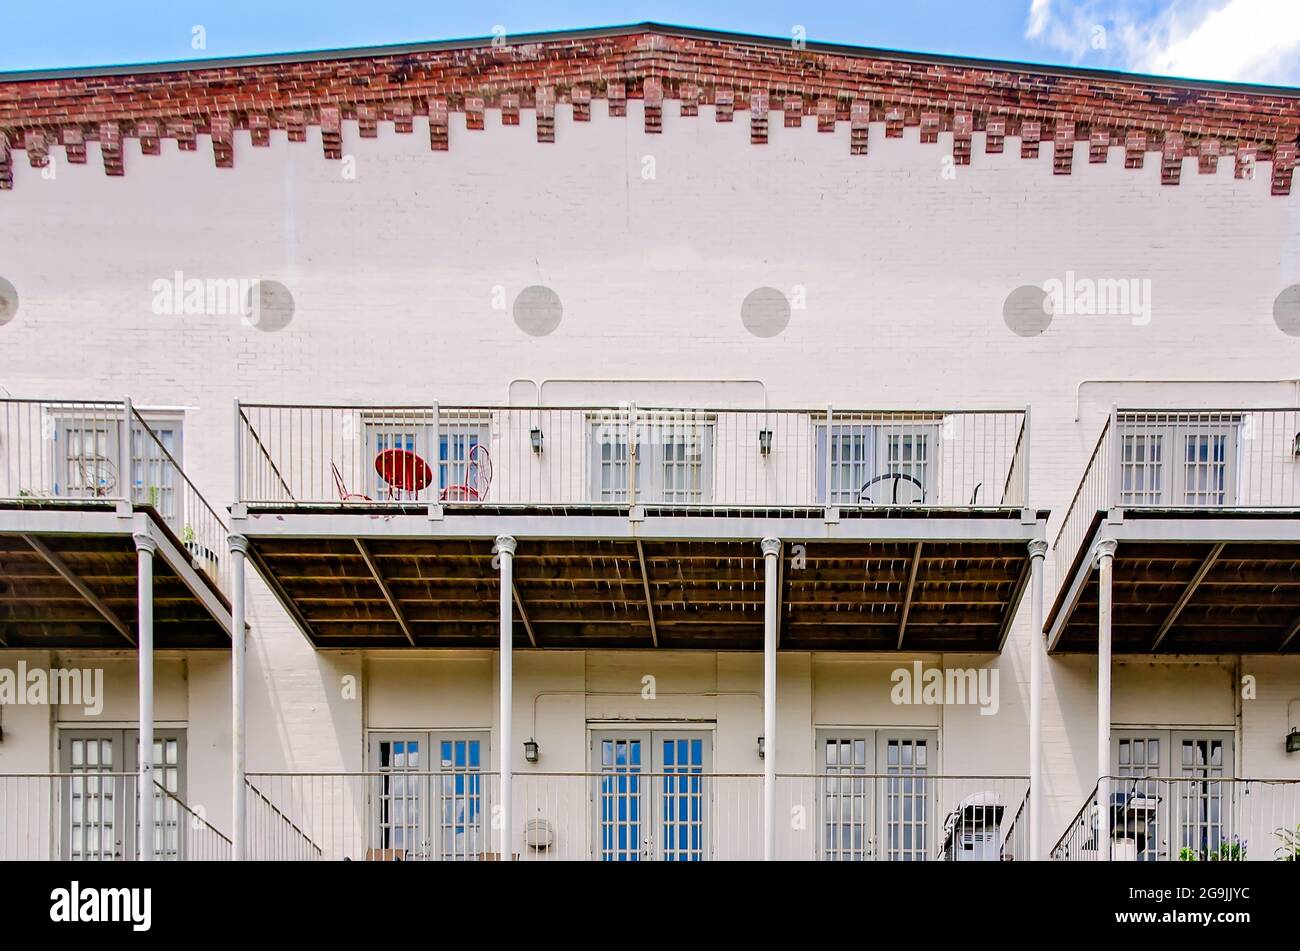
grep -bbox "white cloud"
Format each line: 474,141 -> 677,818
1024,0 -> 1300,85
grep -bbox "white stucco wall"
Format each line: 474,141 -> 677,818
2,98 -> 1299,854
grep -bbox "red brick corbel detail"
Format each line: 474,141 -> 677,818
428,98 -> 449,150
885,108 -> 904,139
284,111 -> 306,143
357,103 -> 379,138
1090,130 -> 1110,163
393,99 -> 414,134
1053,124 -> 1074,175
784,96 -> 803,129
1197,137 -> 1220,174
535,86 -> 556,143
571,84 -> 592,121
919,112 -> 940,144
750,90 -> 769,144
464,97 -> 485,131
714,86 -> 733,122
1124,130 -> 1146,168
63,125 -> 87,163
850,101 -> 869,155
1161,132 -> 1185,185
136,119 -> 161,156
952,112 -> 973,165
97,121 -> 123,176
1020,120 -> 1041,159
500,93 -> 520,127
209,116 -> 234,168
1273,141 -> 1296,196
644,78 -> 663,133
817,97 -> 836,133
0,132 -> 12,189
24,129 -> 48,167
248,112 -> 270,147
985,116 -> 1005,153
607,83 -> 626,118
320,106 -> 343,159
680,84 -> 700,117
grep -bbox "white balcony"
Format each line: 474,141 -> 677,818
244,771 -> 1030,862
1052,777 -> 1300,861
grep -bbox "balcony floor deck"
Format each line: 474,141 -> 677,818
236,505 -> 1046,651
0,502 -> 233,649
1046,509 -> 1300,654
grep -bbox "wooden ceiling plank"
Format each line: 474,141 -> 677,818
354,539 -> 416,646
22,535 -> 135,646
1151,542 -> 1225,651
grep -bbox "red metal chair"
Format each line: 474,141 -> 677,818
331,462 -> 373,502
440,444 -> 492,502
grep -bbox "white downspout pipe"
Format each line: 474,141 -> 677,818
761,536 -> 781,861
1095,538 -> 1117,861
494,535 -> 517,862
229,533 -> 248,860
1028,537 -> 1048,860
133,527 -> 158,861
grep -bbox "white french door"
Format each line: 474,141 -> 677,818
1112,730 -> 1234,861
58,728 -> 185,861
367,731 -> 489,860
817,729 -> 937,861
1118,420 -> 1239,506
589,729 -> 713,861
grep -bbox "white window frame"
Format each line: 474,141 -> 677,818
360,413 -> 492,501
588,412 -> 715,504
366,730 -> 490,861
1117,416 -> 1241,507
816,420 -> 940,506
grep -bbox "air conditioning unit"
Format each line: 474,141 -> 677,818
942,792 -> 1005,861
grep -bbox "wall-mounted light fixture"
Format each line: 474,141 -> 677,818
757,736 -> 765,759
758,428 -> 773,456
1288,729 -> 1300,754
530,427 -> 544,454
524,738 -> 540,763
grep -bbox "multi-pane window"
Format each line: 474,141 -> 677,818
66,735 -> 123,861
1120,433 -> 1164,505
589,415 -> 713,504
817,423 -> 937,505
591,730 -> 712,861
817,730 -> 938,861
596,735 -> 643,861
1118,416 -> 1238,507
362,417 -> 490,501
59,729 -> 186,861
659,736 -> 705,861
1177,736 -> 1228,860
1112,731 -> 1233,861
821,735 -> 870,860
52,413 -> 184,525
369,731 -> 488,860
882,737 -> 930,862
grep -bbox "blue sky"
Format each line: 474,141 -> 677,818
2,1 -> 1297,86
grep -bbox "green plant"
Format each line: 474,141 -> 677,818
1178,846 -> 1199,861
182,524 -> 196,546
1275,824 -> 1300,861
1208,836 -> 1246,861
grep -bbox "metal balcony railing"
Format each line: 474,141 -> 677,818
0,398 -> 230,597
1051,776 -> 1300,861
244,771 -> 1029,861
0,773 -> 231,861
235,403 -> 1029,513
1052,408 -> 1300,596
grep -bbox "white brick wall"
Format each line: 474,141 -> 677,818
2,102 -> 1299,847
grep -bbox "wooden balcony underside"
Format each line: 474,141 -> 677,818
248,531 -> 1034,651
0,504 -> 232,649
1048,512 -> 1300,654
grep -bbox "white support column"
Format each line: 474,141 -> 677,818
1027,538 -> 1048,860
761,536 -> 781,861
1095,538 -> 1117,861
494,535 -> 517,861
229,533 -> 249,861
133,528 -> 158,862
